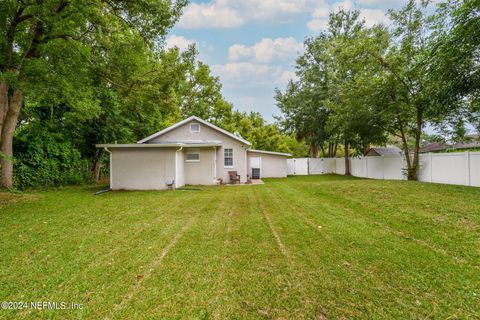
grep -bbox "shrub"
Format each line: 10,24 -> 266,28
12,131 -> 93,189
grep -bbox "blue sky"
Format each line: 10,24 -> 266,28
165,0 -> 411,122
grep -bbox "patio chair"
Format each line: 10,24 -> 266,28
228,171 -> 241,184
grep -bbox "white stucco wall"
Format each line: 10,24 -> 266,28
150,120 -> 249,183
183,147 -> 216,185
110,148 -> 176,190
247,152 -> 288,178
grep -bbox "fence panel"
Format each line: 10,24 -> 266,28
431,153 -> 469,186
287,158 -> 309,175
350,158 -> 366,177
308,158 -> 326,174
470,152 -> 480,187
287,151 -> 479,187
418,154 -> 432,182
383,156 -> 406,180
287,159 -> 295,175
335,158 -> 345,175
366,157 -> 384,179
323,158 -> 336,173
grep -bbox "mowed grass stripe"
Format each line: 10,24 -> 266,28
211,186 -> 310,319
2,194 -> 198,299
256,183 -> 398,319
0,188 -> 187,279
265,177 -> 479,318
113,187 -> 233,319
14,191 -> 207,320
96,189 -> 225,320
1,190 -> 194,302
284,177 -> 480,265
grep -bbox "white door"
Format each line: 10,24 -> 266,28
249,157 -> 261,169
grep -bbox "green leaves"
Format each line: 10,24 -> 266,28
277,10 -> 388,158
277,0 -> 478,179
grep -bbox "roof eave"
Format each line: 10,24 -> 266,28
96,142 -> 222,149
248,149 -> 292,157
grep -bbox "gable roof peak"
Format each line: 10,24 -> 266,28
137,116 -> 252,146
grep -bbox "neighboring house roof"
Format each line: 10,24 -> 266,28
248,149 -> 292,157
137,116 -> 252,146
451,141 -> 480,150
365,147 -> 403,156
96,141 -> 222,149
420,143 -> 449,153
420,141 -> 480,153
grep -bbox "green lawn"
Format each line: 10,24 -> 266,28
1,175 -> 479,319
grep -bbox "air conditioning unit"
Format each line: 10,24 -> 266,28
251,168 -> 260,179
165,179 -> 175,190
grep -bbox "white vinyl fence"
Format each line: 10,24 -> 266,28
287,151 -> 480,187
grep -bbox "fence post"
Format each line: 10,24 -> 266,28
382,156 -> 385,180
466,151 -> 471,186
429,152 -> 433,183
365,156 -> 369,178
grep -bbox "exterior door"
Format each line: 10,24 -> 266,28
250,157 -> 261,168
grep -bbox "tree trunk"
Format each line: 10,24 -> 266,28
410,110 -> 424,181
0,89 -> 23,189
397,117 -> 413,180
310,142 -> 318,158
93,150 -> 103,182
319,144 -> 326,158
0,81 -> 8,143
344,140 -> 351,176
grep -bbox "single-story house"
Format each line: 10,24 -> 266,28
364,146 -> 403,157
96,116 -> 292,190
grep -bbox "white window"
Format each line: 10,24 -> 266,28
186,148 -> 200,162
224,148 -> 233,167
190,123 -> 200,133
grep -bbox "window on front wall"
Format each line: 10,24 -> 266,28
224,148 -> 233,167
190,123 -> 200,133
186,148 -> 200,162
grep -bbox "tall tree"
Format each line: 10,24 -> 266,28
276,9 -> 388,169
365,0 -> 468,180
430,0 -> 480,132
0,0 -> 186,188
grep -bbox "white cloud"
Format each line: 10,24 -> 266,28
307,0 -> 390,32
165,35 -> 197,51
212,62 -> 294,87
228,37 -> 303,64
178,0 -> 316,29
177,0 -> 398,30
360,8 -> 390,27
177,2 -> 244,28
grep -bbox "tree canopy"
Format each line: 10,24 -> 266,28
276,0 -> 479,180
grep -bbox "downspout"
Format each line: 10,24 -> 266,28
245,145 -> 249,183
175,146 -> 183,189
